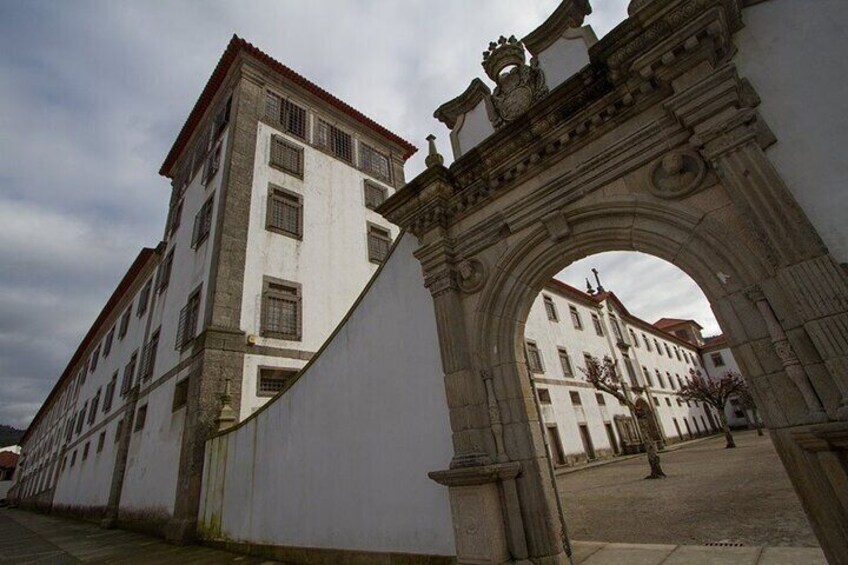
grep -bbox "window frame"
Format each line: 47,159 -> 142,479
557,347 -> 573,378
358,141 -> 392,184
172,377 -> 189,412
525,341 -> 545,373
591,313 -> 604,336
363,180 -> 388,211
569,306 -> 583,330
367,222 -> 392,264
175,285 -> 203,351
270,134 -> 305,178
314,118 -> 353,163
257,366 -> 299,397
266,184 -> 303,239
543,295 -> 559,322
133,404 -> 147,432
191,195 -> 215,249
260,277 -> 302,341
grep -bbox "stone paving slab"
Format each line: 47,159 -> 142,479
570,541 -> 828,565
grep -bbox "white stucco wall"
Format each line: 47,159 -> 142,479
199,233 -> 456,556
702,345 -> 748,428
735,0 -> 848,263
535,26 -> 595,91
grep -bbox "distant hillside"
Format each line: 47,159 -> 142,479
0,425 -> 24,448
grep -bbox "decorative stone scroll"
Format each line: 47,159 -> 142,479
649,149 -> 706,199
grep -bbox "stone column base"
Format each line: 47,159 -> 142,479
164,517 -> 197,545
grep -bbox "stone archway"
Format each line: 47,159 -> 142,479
380,2 -> 848,563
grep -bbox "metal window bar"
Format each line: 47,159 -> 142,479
269,191 -> 301,237
368,226 -> 391,263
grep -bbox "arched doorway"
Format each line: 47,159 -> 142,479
378,3 -> 848,562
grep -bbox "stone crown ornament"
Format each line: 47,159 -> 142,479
481,35 -> 548,128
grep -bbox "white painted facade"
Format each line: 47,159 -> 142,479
701,342 -> 749,429
200,234 -> 456,556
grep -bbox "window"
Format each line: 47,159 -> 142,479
591,313 -> 604,336
364,180 -> 388,210
623,355 -> 638,387
88,388 -> 101,425
676,398 -> 683,407
133,405 -> 147,432
137,279 -> 152,317
537,388 -> 552,404
359,142 -> 392,183
266,185 -> 303,239
89,345 -> 100,373
654,339 -> 662,355
315,118 -> 353,162
139,329 -> 160,381
569,306 -> 583,329
675,347 -> 682,361
258,367 -> 298,396
121,352 -> 138,396
609,316 -> 623,341
655,369 -> 664,388
96,432 -> 105,453
264,93 -> 307,139
664,343 -> 672,357
118,307 -> 131,339
665,397 -> 672,407
70,450 -> 77,467
653,397 -> 660,407
192,195 -> 215,249
158,249 -> 174,292
191,127 -> 211,180
114,419 -> 123,444
643,366 -> 653,386
172,378 -> 189,411
103,372 -> 117,413
667,372 -> 674,389
546,425 -> 567,466
525,342 -> 544,373
367,224 -> 391,263
643,334 -> 651,351
76,403 -> 87,434
175,286 -> 203,350
630,329 -> 638,347
168,198 -> 183,236
270,135 -> 304,177
103,327 -> 115,358
710,352 -> 725,367
213,96 -> 231,138
261,278 -> 301,340
569,391 -> 582,405
596,393 -> 606,406
543,295 -> 559,321
558,348 -> 573,378
202,141 -> 222,185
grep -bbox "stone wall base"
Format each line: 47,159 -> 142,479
202,539 -> 457,564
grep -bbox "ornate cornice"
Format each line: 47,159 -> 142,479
523,0 -> 593,56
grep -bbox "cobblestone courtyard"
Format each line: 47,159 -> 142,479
556,430 -> 820,547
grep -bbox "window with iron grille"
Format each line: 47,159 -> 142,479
192,195 -> 214,249
121,352 -> 138,396
213,96 -> 231,138
139,329 -> 160,381
261,278 -> 301,340
266,185 -> 302,239
134,405 -> 147,432
558,347 -> 573,378
172,378 -> 189,411
137,279 -> 152,317
175,286 -> 202,350
103,372 -> 117,413
258,367 -> 298,397
202,141 -> 222,185
367,224 -> 391,263
191,127 -> 211,180
359,142 -> 391,183
89,345 -> 100,373
264,93 -> 308,140
103,327 -> 115,358
537,388 -> 552,404
363,180 -> 388,210
158,249 -> 174,293
543,295 -> 558,321
270,135 -> 304,177
315,118 -> 353,162
525,341 -> 544,373
569,305 -> 582,329
591,313 -> 604,336
569,391 -> 582,405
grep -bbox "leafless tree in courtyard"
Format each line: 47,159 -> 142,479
677,369 -> 746,448
581,355 -> 666,479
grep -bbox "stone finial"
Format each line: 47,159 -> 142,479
216,378 -> 236,432
585,278 -> 596,295
425,134 -> 445,168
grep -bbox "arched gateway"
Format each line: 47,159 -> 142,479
380,1 -> 848,563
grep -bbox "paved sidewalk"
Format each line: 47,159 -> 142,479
570,541 -> 826,564
0,508 -> 273,564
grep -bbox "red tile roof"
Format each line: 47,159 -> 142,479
22,249 -> 157,444
0,451 -> 19,469
654,317 -> 703,331
159,35 -> 417,178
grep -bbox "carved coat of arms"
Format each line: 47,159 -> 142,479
482,35 -> 548,128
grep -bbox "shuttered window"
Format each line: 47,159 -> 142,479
103,373 -> 117,413
137,279 -> 152,317
120,352 -> 137,396
543,295 -> 558,321
270,135 -> 304,177
264,93 -> 307,140
157,249 -> 174,292
118,307 -> 131,339
364,180 -> 388,210
175,286 -> 202,350
172,378 -> 189,411
558,347 -> 573,377
315,118 -> 352,163
359,142 -> 391,183
192,195 -> 214,249
139,329 -> 160,381
526,341 -> 544,373
367,224 -> 391,263
103,327 -> 115,357
202,142 -> 222,185
261,278 -> 302,340
266,185 -> 302,239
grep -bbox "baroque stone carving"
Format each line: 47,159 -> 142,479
482,35 -> 548,128
649,149 -> 706,199
457,259 -> 488,294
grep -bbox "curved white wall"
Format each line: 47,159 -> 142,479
199,233 -> 456,556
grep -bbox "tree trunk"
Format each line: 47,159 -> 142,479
718,411 -> 736,448
643,439 -> 666,479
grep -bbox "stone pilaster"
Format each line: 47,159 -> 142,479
101,386 -> 139,529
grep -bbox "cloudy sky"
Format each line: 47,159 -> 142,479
0,0 -> 717,429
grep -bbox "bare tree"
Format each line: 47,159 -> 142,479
735,382 -> 764,437
677,369 -> 746,448
581,355 -> 666,479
